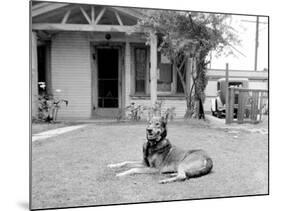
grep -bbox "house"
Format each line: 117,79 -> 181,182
31,1 -> 193,120
31,2 -> 268,120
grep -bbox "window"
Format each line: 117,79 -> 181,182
134,47 -> 147,94
132,48 -> 188,96
157,53 -> 173,93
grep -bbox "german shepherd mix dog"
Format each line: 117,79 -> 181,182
108,116 -> 213,184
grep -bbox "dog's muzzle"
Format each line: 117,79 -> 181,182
146,128 -> 153,135
146,128 -> 161,140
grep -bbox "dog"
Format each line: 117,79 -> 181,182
108,116 -> 213,184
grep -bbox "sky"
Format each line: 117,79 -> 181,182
209,15 -> 269,71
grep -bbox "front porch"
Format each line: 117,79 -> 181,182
32,2 -> 192,120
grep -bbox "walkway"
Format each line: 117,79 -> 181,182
32,124 -> 87,142
206,114 -> 268,135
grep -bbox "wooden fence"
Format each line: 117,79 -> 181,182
226,88 -> 268,124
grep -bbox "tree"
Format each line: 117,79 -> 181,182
138,11 -> 240,119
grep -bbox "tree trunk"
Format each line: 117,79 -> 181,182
174,56 -> 193,119
174,54 -> 207,120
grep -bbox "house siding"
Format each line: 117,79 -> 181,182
51,32 -> 92,119
47,31 -> 268,119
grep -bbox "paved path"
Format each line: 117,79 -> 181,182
206,114 -> 268,135
32,125 -> 87,142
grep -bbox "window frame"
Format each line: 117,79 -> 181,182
131,43 -> 150,95
131,45 -> 188,97
157,52 -> 174,94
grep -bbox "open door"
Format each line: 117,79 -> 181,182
93,47 -> 121,117
98,48 -> 119,108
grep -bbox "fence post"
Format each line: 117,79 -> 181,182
252,91 -> 259,122
237,90 -> 245,123
258,91 -> 263,122
225,63 -> 230,124
228,87 -> 234,123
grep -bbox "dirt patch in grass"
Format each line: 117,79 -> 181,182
31,120 -> 268,210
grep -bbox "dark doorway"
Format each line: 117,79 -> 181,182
97,48 -> 119,108
37,44 -> 51,95
37,45 -> 47,94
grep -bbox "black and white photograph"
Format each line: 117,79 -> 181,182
30,0 -> 269,210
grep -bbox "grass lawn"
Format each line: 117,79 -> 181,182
31,120 -> 268,210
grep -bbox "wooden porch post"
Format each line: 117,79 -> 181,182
150,32 -> 157,106
31,31 -> 38,118
125,40 -> 131,106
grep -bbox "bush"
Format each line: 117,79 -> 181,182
117,102 -> 145,121
148,101 -> 176,121
37,94 -> 68,123
117,101 -> 176,122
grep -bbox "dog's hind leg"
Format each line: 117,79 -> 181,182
158,166 -> 187,184
108,161 -> 144,169
165,173 -> 178,177
116,167 -> 159,177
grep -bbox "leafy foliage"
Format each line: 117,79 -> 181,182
117,101 -> 176,122
147,100 -> 176,121
138,10 -> 240,118
139,11 -> 239,58
117,102 -> 145,121
37,94 -> 68,123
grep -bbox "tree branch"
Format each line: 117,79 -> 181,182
175,57 -> 188,95
188,82 -> 195,108
188,14 -> 196,33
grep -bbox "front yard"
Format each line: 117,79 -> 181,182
31,119 -> 268,210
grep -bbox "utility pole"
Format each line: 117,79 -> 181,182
225,63 -> 230,124
254,16 -> 259,71
241,16 -> 268,71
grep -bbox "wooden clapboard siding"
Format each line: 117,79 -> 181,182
51,32 -> 91,119
207,69 -> 268,80
161,100 -> 186,118
248,81 -> 268,90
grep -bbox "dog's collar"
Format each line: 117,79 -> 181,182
146,138 -> 172,153
147,136 -> 165,145
147,138 -> 158,145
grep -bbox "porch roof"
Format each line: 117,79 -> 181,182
32,2 -> 147,33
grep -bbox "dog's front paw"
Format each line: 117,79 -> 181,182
116,172 -> 126,177
158,179 -> 168,184
107,164 -> 116,168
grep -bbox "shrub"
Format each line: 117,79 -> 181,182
37,94 -> 68,123
117,101 -> 176,122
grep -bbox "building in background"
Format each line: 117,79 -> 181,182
31,2 -> 268,119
